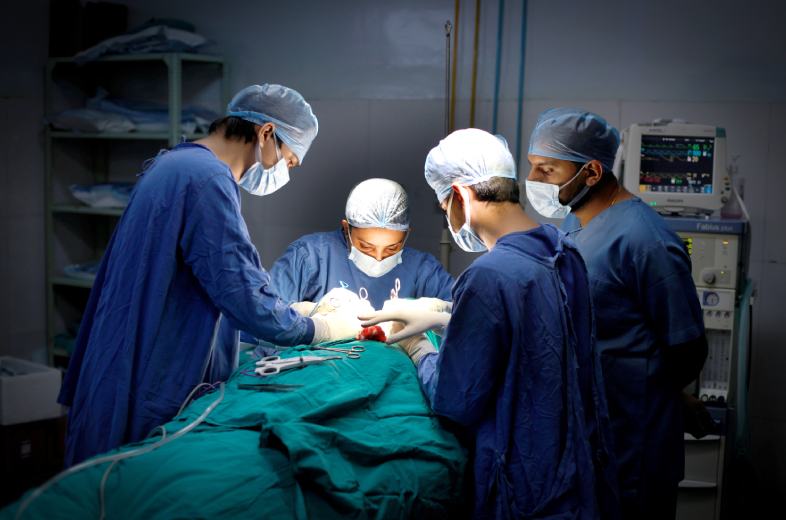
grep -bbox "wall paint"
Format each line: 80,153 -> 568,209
4,0 -> 786,103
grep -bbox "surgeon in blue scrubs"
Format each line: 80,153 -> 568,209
362,129 -> 619,520
57,85 -> 360,468
525,108 -> 712,520
268,178 -> 454,311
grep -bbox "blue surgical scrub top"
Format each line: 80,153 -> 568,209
419,224 -> 619,520
268,228 -> 454,310
561,198 -> 705,499
57,142 -> 314,468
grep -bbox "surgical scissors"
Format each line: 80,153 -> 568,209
254,355 -> 342,376
359,287 -> 368,301
390,278 -> 401,300
311,345 -> 365,359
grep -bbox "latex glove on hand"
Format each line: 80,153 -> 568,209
397,334 -> 437,366
382,297 -> 452,314
358,310 -> 450,345
310,312 -> 362,345
290,301 -> 317,317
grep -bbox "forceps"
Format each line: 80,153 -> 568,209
311,345 -> 365,359
254,355 -> 342,375
390,278 -> 401,300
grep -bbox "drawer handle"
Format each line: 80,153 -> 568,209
684,433 -> 720,442
679,480 -> 718,489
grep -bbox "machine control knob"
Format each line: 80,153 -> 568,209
721,196 -> 729,203
706,310 -> 713,317
715,311 -> 722,318
724,312 -> 731,319
702,270 -> 716,284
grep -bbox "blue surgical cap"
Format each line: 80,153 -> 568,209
425,128 -> 517,203
345,179 -> 410,231
528,108 -> 620,172
226,84 -> 318,164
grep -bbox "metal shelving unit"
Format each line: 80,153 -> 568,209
44,53 -> 229,366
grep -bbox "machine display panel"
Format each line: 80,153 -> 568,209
639,135 -> 715,194
682,237 -> 692,257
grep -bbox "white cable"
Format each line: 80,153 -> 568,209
98,459 -> 118,520
177,383 -> 210,417
732,184 -> 751,223
14,383 -> 225,520
144,425 -> 167,441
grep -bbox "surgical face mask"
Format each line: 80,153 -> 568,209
238,137 -> 290,196
446,188 -> 487,252
347,229 -> 404,278
525,163 -> 589,219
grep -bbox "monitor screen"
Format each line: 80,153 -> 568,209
639,135 -> 715,194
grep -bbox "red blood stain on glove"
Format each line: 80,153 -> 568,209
357,326 -> 387,343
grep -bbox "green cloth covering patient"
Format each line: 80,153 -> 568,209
3,338 -> 467,520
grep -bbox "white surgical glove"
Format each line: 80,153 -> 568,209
310,313 -> 362,345
290,301 -> 317,317
382,297 -> 453,314
397,334 -> 438,366
358,310 -> 451,345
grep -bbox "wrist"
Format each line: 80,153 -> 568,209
310,318 -> 327,345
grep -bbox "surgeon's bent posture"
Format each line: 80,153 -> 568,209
269,178 -> 454,311
57,85 -> 358,468
526,109 -> 709,520
365,130 -> 619,520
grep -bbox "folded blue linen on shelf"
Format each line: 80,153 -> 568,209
69,183 -> 134,208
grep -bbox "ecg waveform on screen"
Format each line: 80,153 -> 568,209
639,136 -> 714,193
641,141 -> 712,162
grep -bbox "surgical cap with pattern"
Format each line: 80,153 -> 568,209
345,179 -> 410,231
424,128 -> 517,203
528,108 -> 620,172
226,84 -> 318,164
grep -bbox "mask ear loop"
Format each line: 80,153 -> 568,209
559,163 -> 587,190
345,226 -> 353,254
457,186 -> 472,229
445,191 -> 457,233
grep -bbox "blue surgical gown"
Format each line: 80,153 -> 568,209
57,142 -> 314,468
418,224 -> 619,520
268,228 -> 454,310
561,198 -> 704,500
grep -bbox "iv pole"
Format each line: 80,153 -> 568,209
440,20 -> 454,272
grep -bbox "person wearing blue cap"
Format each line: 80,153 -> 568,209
361,129 -> 619,520
526,108 -> 711,520
57,85 -> 361,468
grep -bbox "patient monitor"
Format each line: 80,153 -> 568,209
615,121 -> 730,214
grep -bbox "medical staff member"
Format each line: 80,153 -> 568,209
267,178 -> 454,311
525,108 -> 711,520
362,130 -> 618,520
57,85 -> 359,468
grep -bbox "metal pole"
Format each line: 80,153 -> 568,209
515,1 -> 528,177
441,21 -> 454,273
445,21 -> 452,137
492,0 -> 505,134
449,0 -> 460,132
469,0 -> 481,128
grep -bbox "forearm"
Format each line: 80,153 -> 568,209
663,334 -> 708,390
417,351 -> 440,405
